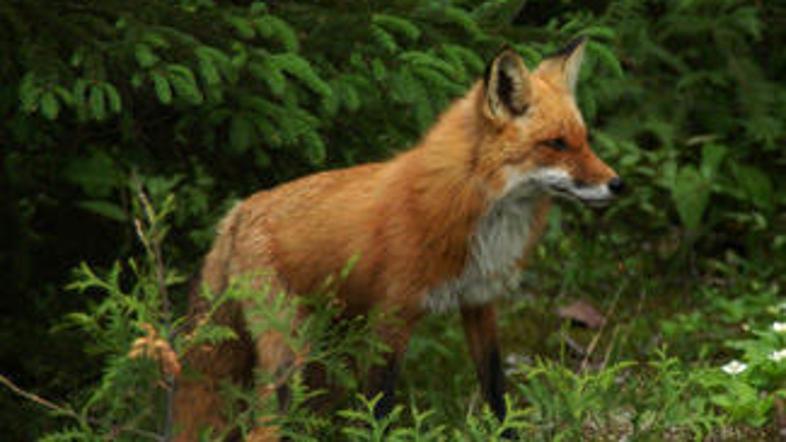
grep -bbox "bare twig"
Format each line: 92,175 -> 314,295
575,226 -> 642,373
774,396 -> 786,438
259,347 -> 310,398
163,374 -> 175,441
0,373 -> 75,416
600,325 -> 621,370
579,282 -> 625,373
135,189 -> 171,318
132,184 -> 177,439
0,373 -> 164,441
562,333 -> 587,358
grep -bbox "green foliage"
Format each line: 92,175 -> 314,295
505,354 -> 725,441
670,143 -> 727,233
41,183 -> 184,440
685,284 -> 786,428
2,0 -> 786,440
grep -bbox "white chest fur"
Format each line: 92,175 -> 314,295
423,192 -> 537,312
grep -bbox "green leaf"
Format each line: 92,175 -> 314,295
372,14 -> 421,42
370,25 -> 398,54
226,16 -> 255,40
580,25 -> 616,40
89,85 -> 106,120
322,80 -> 341,115
197,54 -> 221,85
441,6 -> 484,40
229,115 -> 255,154
134,43 -> 159,68
270,53 -> 332,98
102,83 -> 122,114
302,131 -> 326,165
588,42 -> 624,78
249,60 -> 285,96
166,64 -> 197,82
391,68 -> 419,102
249,2 -> 267,14
196,46 -> 235,84
76,200 -> 128,222
168,73 -> 203,105
151,72 -> 172,104
700,143 -> 727,180
69,48 -> 84,68
166,65 -> 204,104
671,165 -> 710,231
400,51 -> 456,78
371,58 -> 387,82
19,72 -> 42,113
254,15 -> 299,51
72,78 -> 89,117
40,91 -> 59,120
337,80 -> 360,112
142,31 -> 169,48
52,85 -> 74,107
63,150 -> 122,198
188,324 -> 238,346
254,150 -> 271,168
442,44 -> 484,74
733,164 -> 773,210
515,44 -> 542,66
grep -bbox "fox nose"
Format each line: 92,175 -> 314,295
607,177 -> 624,195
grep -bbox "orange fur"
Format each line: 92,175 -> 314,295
174,39 -> 619,440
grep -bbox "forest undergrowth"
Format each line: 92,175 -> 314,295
2,1 -> 785,440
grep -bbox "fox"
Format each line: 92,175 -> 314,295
173,37 -> 622,441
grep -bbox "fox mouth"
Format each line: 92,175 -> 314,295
503,168 -> 619,208
581,197 -> 614,208
548,186 -> 614,208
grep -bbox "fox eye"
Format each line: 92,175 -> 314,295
544,137 -> 569,151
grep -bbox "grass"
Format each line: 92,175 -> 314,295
8,198 -> 785,441
386,219 -> 784,440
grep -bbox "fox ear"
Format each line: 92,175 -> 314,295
483,49 -> 531,120
537,36 -> 587,94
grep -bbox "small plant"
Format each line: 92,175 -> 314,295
27,182 -> 189,440
705,309 -> 786,428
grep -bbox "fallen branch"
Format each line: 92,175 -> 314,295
0,373 -> 164,441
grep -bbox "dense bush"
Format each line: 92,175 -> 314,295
1,0 -> 785,440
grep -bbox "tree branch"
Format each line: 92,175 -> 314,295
0,373 -> 165,441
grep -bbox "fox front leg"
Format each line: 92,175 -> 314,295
461,304 -> 506,422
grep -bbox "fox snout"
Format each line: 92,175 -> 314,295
569,174 -> 624,207
531,167 -> 622,207
565,151 -> 623,206
607,176 -> 624,195
573,176 -> 624,194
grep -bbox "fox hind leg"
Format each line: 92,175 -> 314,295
173,300 -> 255,441
244,275 -> 306,442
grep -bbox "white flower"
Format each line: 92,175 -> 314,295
769,349 -> 786,362
772,322 -> 786,333
721,360 -> 748,375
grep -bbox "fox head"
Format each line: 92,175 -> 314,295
475,38 -> 622,207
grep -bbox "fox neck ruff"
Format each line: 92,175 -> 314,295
423,189 -> 547,312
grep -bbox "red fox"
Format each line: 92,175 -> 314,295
173,37 -> 622,440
